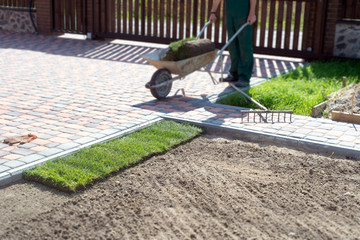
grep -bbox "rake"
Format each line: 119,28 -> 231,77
229,83 -> 293,123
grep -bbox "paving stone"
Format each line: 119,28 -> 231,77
36,133 -> 53,140
74,137 -> 97,145
28,112 -> 44,117
11,148 -> 35,156
46,142 -> 60,148
294,129 -> 312,134
39,148 -> 63,157
0,165 -> 11,173
327,139 -> 340,145
261,128 -> 278,134
28,127 -> 43,132
46,131 -> 62,136
69,135 -> 82,140
344,130 -> 360,137
289,133 -> 305,139
275,130 -> 292,136
6,121 -> 22,126
317,125 -> 334,130
61,128 -> 79,134
68,120 -> 80,124
324,135 -> 339,140
58,142 -> 81,151
308,132 -> 324,137
0,150 -> 8,157
90,133 -> 107,140
333,126 -> 350,132
0,159 -> 8,164
339,142 -> 356,148
18,154 -> 44,164
3,160 -> 25,169
304,136 -> 328,143
53,121 -> 67,126
306,121 -> 322,127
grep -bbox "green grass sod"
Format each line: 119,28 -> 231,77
219,59 -> 360,116
23,120 -> 203,193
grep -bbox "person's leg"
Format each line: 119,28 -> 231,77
226,16 -> 241,80
235,18 -> 254,83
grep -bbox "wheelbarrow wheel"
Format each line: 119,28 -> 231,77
149,69 -> 172,99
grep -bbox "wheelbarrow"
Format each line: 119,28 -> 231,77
142,21 -> 293,123
142,20 -> 250,99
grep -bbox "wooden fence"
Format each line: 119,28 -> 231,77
88,0 -> 326,58
342,0 -> 360,19
0,0 -> 35,8
53,0 -> 87,33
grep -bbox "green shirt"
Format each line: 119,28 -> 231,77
225,0 -> 250,18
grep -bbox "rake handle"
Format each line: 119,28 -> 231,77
229,83 -> 268,110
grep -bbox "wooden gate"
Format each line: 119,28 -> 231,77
52,0 -> 87,33
91,0 -> 327,58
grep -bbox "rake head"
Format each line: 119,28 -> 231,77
240,110 -> 293,123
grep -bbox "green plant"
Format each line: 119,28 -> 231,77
219,59 -> 360,116
23,120 -> 203,192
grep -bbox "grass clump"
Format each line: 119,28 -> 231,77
168,37 -> 196,52
219,59 -> 360,116
23,120 -> 203,192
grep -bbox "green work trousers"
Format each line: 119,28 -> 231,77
225,1 -> 254,82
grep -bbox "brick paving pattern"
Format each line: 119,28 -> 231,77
0,32 -> 359,185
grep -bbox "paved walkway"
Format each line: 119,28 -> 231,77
0,32 -> 359,186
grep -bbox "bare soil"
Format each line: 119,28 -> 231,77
1,135 -> 360,240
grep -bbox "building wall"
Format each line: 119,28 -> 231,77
0,9 -> 36,33
333,23 -> 360,59
323,0 -> 342,55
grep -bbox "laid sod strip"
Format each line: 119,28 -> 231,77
23,120 -> 203,193
219,59 -> 360,116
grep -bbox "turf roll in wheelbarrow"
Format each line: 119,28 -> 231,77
142,48 -> 217,99
142,21 -> 249,100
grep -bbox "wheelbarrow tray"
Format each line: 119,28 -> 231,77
142,48 -> 218,77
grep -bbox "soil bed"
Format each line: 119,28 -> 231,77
1,135 -> 359,239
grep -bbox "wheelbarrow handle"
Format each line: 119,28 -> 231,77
215,21 -> 250,59
196,20 -> 213,39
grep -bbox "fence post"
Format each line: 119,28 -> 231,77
312,0 -> 328,54
36,0 -> 52,34
323,0 -> 343,55
86,0 -> 93,39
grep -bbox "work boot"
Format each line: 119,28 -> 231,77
219,74 -> 237,82
234,80 -> 250,87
